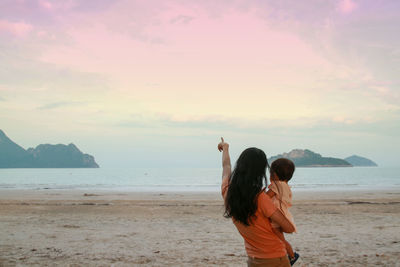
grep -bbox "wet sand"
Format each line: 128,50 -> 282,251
0,189 -> 399,266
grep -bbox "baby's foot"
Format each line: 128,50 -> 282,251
288,252 -> 299,266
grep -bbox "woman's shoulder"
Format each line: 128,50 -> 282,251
257,189 -> 274,205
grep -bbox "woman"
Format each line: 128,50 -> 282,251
218,138 -> 295,267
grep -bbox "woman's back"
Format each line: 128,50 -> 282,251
221,177 -> 286,259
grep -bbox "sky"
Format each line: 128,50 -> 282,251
1,0 -> 399,167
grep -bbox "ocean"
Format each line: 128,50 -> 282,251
0,166 -> 399,192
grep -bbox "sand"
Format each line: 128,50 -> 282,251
0,189 -> 399,266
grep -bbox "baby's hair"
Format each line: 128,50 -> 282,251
270,158 -> 295,182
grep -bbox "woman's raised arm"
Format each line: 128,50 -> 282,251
218,137 -> 231,180
270,210 -> 295,233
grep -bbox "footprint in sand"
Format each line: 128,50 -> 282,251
320,234 -> 336,238
62,224 -> 80,229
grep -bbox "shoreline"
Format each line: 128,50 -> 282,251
0,187 -> 400,201
1,189 -> 399,266
1,184 -> 400,193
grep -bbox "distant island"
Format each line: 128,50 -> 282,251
269,149 -> 352,167
344,155 -> 378,167
0,130 -> 99,168
269,149 -> 378,167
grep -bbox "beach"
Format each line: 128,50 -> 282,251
0,189 -> 399,266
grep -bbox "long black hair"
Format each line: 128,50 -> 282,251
224,147 -> 268,226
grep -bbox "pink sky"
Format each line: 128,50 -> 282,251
1,0 -> 399,166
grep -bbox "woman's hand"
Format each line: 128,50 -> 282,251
218,137 -> 229,152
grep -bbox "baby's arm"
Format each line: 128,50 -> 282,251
272,227 -> 295,259
266,189 -> 276,198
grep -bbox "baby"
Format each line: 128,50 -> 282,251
266,158 -> 299,265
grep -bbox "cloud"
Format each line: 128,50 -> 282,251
114,111 -> 400,145
117,113 -> 277,135
369,85 -> 400,105
117,113 -> 320,133
332,116 -> 355,125
118,113 -> 233,129
0,42 -> 110,94
170,15 -> 194,25
0,20 -> 33,37
38,0 -> 53,10
337,0 -> 357,14
37,101 -> 86,110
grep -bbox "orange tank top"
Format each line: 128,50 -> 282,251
221,177 -> 286,258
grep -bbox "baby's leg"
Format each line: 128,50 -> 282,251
272,227 -> 294,259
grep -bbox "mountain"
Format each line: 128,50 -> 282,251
344,155 -> 377,167
0,129 -> 99,168
268,149 -> 352,167
0,130 -> 33,168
